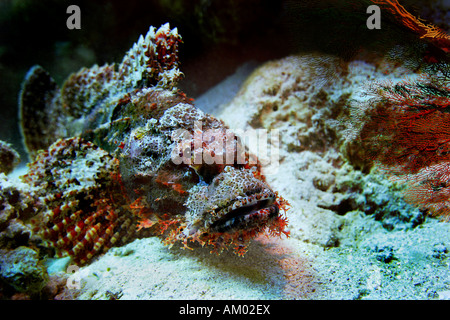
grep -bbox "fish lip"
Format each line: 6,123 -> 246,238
209,193 -> 278,233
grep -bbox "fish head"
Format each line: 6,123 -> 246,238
181,165 -> 289,255
186,165 -> 280,231
120,98 -> 289,255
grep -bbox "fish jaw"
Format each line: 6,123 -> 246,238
178,166 -> 289,255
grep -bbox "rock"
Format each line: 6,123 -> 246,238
0,140 -> 20,175
374,245 -> 395,263
218,54 -> 348,151
330,165 -> 426,231
431,242 -> 448,259
0,173 -> 41,250
0,246 -> 48,293
218,53 -> 424,249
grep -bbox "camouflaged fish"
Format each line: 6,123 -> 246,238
19,23 -> 289,264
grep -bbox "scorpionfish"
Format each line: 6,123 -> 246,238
18,23 -> 289,264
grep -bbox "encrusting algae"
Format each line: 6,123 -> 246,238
17,23 -> 289,265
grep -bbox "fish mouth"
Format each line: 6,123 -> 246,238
209,192 -> 279,233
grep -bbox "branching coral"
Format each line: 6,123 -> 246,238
371,0 -> 450,53
401,162 -> 450,219
353,73 -> 450,220
343,1 -> 450,221
359,76 -> 450,173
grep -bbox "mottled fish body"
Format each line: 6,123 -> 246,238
19,24 -> 289,264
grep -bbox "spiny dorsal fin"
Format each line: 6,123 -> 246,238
19,65 -> 64,159
59,23 -> 183,120
18,24 -> 183,160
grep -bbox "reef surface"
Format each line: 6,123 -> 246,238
1,8 -> 450,299
39,54 -> 450,300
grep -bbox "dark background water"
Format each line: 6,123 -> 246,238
0,0 -> 439,163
